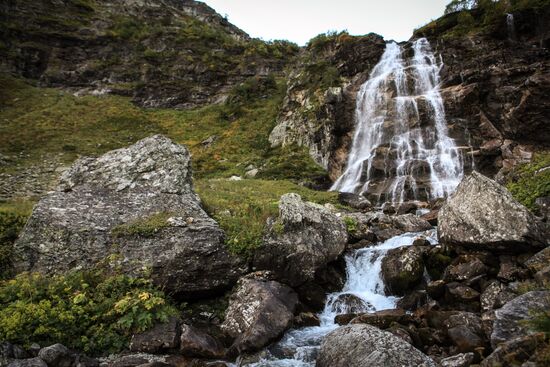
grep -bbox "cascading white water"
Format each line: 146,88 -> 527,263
245,230 -> 437,367
506,13 -> 517,41
331,38 -> 464,204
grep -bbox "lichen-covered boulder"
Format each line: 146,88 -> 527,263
253,193 -> 347,287
221,272 -> 298,355
317,324 -> 436,367
438,171 -> 548,253
491,291 -> 550,348
14,135 -> 244,297
381,245 -> 425,296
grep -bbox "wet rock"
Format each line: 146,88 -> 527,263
38,344 -> 72,367
524,247 -> 550,273
329,293 -> 374,314
443,255 -> 488,282
7,358 -> 48,367
440,353 -> 474,367
397,290 -> 429,311
427,280 -> 446,299
438,172 -> 548,253
491,290 -> 550,348
350,309 -> 411,329
445,283 -> 480,312
179,324 -> 225,359
129,317 -> 180,353
338,192 -> 372,211
481,332 -> 546,367
14,135 -> 243,297
420,209 -> 439,226
317,324 -> 436,367
221,272 -> 298,355
254,193 -> 347,287
382,245 -> 425,296
445,313 -> 488,353
480,280 -> 504,312
293,312 -> 320,327
391,214 -> 432,233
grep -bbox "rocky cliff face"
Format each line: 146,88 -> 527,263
0,0 -> 298,108
416,5 -> 550,181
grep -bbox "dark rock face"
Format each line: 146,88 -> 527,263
179,324 -> 225,359
14,135 -> 243,297
0,0 -> 296,109
129,317 -> 180,353
381,245 -> 425,296
7,358 -> 47,367
253,193 -> 347,287
268,34 -> 386,178
444,313 -> 488,353
491,290 -> 550,348
317,324 -> 436,367
439,171 -> 548,253
221,273 -> 298,355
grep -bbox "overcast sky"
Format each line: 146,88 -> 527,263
203,0 -> 449,45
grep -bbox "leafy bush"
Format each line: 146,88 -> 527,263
0,270 -> 177,355
343,217 -> 358,233
506,153 -> 550,211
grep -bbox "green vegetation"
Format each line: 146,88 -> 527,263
111,212 -> 174,238
343,216 -> 358,233
0,270 -> 177,355
506,153 -> 550,211
416,0 -> 550,39
195,179 -> 340,257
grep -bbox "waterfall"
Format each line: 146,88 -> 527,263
506,13 -> 516,41
331,38 -> 464,204
245,230 -> 437,366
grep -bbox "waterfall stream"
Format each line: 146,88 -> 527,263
244,230 -> 437,366
331,38 -> 464,204
506,13 -> 517,41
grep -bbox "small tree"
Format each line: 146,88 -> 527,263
445,0 -> 478,14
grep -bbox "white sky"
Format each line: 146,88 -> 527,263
202,0 -> 449,45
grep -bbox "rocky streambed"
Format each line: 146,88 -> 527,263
3,135 -> 550,367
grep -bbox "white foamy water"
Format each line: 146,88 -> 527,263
331,38 -> 464,204
507,13 -> 517,41
243,229 -> 437,367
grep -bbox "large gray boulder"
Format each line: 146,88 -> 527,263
253,193 -> 347,287
221,272 -> 298,355
14,135 -> 243,296
317,324 -> 436,367
439,171 -> 548,253
491,290 -> 550,348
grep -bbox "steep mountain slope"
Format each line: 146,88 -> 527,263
0,0 -> 298,108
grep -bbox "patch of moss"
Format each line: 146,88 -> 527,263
426,252 -> 453,280
195,179 -> 339,257
343,216 -> 358,233
506,153 -> 550,211
111,212 -> 174,238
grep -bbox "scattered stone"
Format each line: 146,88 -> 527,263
420,209 -> 438,226
179,324 -> 225,359
254,193 -> 347,287
445,313 -> 487,353
524,247 -> 550,273
38,344 -> 72,367
391,214 -> 432,233
293,312 -> 320,327
491,290 -> 550,348
480,280 -> 504,312
7,358 -> 48,367
129,317 -> 180,353
329,293 -> 374,314
317,324 -> 436,367
427,280 -> 446,299
443,255 -> 488,282
481,332 -> 546,367
445,283 -> 480,312
440,352 -> 475,367
350,309 -> 410,329
438,171 -> 548,253
221,272 -> 298,355
337,192 -> 372,211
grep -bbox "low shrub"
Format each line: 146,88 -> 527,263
506,153 -> 550,211
0,270 -> 177,355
